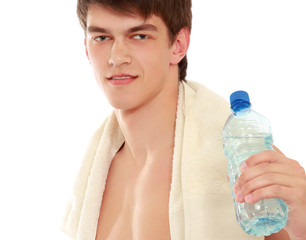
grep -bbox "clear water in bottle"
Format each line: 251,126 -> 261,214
222,91 -> 288,236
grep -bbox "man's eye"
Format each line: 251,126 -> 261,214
94,36 -> 109,42
133,34 -> 148,40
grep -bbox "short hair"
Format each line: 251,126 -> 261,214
77,0 -> 192,81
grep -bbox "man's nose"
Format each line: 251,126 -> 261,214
108,40 -> 132,67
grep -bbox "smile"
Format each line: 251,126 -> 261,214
107,74 -> 138,85
111,76 -> 135,80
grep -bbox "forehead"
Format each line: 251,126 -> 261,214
86,5 -> 167,33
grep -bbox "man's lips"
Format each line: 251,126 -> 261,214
107,74 -> 138,85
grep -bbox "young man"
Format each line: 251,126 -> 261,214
62,0 -> 306,239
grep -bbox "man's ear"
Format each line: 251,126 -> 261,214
84,38 -> 91,64
170,27 -> 190,65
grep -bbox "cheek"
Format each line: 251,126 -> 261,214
88,48 -> 108,77
89,50 -> 103,68
138,46 -> 171,75
87,42 -> 107,64
86,47 -> 108,92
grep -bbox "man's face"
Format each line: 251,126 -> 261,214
85,5 -> 178,111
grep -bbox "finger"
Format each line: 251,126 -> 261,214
238,172 -> 301,200
245,150 -> 301,169
241,184 -> 299,205
237,162 -> 305,189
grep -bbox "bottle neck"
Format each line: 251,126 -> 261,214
234,106 -> 251,116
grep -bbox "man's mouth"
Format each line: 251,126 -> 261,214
107,74 -> 138,85
110,76 -> 136,80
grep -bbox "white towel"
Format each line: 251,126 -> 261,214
62,81 -> 263,240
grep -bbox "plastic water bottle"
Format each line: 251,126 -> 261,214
222,90 -> 288,236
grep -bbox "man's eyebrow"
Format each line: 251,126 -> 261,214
127,24 -> 158,33
86,23 -> 158,34
87,26 -> 109,34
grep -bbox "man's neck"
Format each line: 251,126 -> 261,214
114,79 -> 179,168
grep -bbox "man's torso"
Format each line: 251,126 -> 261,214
95,144 -> 173,240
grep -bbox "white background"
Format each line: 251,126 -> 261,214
0,1 -> 305,239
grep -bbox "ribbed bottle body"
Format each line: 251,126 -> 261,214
223,108 -> 288,236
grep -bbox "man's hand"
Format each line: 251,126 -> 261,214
234,148 -> 306,240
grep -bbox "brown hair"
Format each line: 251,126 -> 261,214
77,0 -> 192,81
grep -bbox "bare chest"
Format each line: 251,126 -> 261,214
95,152 -> 173,240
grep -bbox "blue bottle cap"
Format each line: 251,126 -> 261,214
230,90 -> 251,112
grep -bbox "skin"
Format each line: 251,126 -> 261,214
85,5 -> 189,240
234,147 -> 306,240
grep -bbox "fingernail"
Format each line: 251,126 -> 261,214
245,194 -> 253,203
233,183 -> 239,194
240,163 -> 248,172
235,191 -> 243,202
